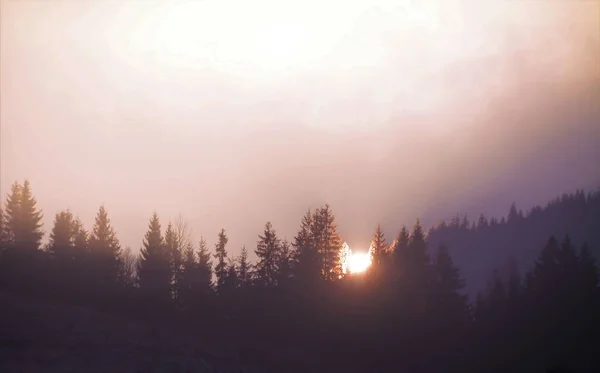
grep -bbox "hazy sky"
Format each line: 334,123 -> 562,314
1,0 -> 599,256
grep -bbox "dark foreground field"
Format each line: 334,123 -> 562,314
0,291 -> 263,373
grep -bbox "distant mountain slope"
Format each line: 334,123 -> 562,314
427,189 -> 600,298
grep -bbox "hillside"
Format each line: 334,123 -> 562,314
0,291 -> 265,373
427,189 -> 600,297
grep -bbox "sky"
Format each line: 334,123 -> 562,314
1,0 -> 599,256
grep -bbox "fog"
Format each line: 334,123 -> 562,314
1,0 -> 599,255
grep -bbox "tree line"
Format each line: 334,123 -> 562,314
1,180 -> 599,373
427,189 -> 600,298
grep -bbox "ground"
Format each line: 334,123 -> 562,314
0,291 -> 263,373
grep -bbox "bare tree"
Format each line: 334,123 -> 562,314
174,214 -> 194,254
119,246 -> 139,288
173,214 -> 194,302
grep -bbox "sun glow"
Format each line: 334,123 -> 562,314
117,0 -> 418,76
341,242 -> 372,275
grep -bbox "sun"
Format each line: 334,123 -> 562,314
341,242 -> 372,275
347,252 -> 372,274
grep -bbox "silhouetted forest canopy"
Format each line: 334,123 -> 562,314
1,180 -> 599,373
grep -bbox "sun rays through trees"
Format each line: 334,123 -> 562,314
1,180 -> 600,372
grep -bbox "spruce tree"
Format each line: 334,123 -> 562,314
489,217 -> 498,227
197,237 -> 213,293
400,219 -> 430,294
277,238 -> 294,285
17,180 -> 44,251
293,210 -> 319,282
72,217 -> 88,258
432,244 -> 468,324
370,224 -> 388,268
237,245 -> 251,288
4,181 -> 44,251
224,259 -> 238,290
314,204 -> 343,281
507,203 -> 519,224
393,226 -> 409,268
0,206 -> 10,248
178,242 -> 196,307
477,214 -> 489,230
460,215 -> 469,229
164,222 -> 180,298
449,214 -> 460,228
70,217 -> 90,292
88,205 -> 122,288
3,181 -> 22,245
255,221 -> 281,287
48,210 -> 76,262
214,229 -> 229,292
138,212 -> 171,303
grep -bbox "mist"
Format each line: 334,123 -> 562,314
1,0 -> 599,254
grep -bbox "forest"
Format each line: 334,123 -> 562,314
1,180 -> 599,373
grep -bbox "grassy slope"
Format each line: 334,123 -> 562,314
0,291 -> 265,373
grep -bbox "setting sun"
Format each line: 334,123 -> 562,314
341,243 -> 372,274
347,252 -> 372,274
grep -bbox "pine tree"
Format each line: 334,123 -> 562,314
460,215 -> 469,229
197,237 -> 213,293
138,212 -> 171,303
17,180 -> 44,251
214,229 -> 229,292
88,205 -> 122,288
370,224 -> 388,268
68,217 -> 90,293
178,242 -> 197,307
3,182 -> 22,245
48,210 -> 76,262
255,221 -> 281,287
0,206 -> 11,248
404,220 -> 430,290
164,223 -> 180,298
393,226 -> 409,268
4,181 -> 44,251
432,244 -> 468,324
313,205 -> 343,281
437,220 -> 447,230
409,220 -> 429,260
529,236 -> 562,292
172,217 -> 193,295
224,258 -> 238,291
72,217 -> 88,258
559,235 -> 579,273
237,246 -> 251,288
507,202 -> 519,224
293,210 -> 319,282
277,238 -> 294,285
477,214 -> 489,230
449,214 -> 460,228
407,220 -> 429,268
